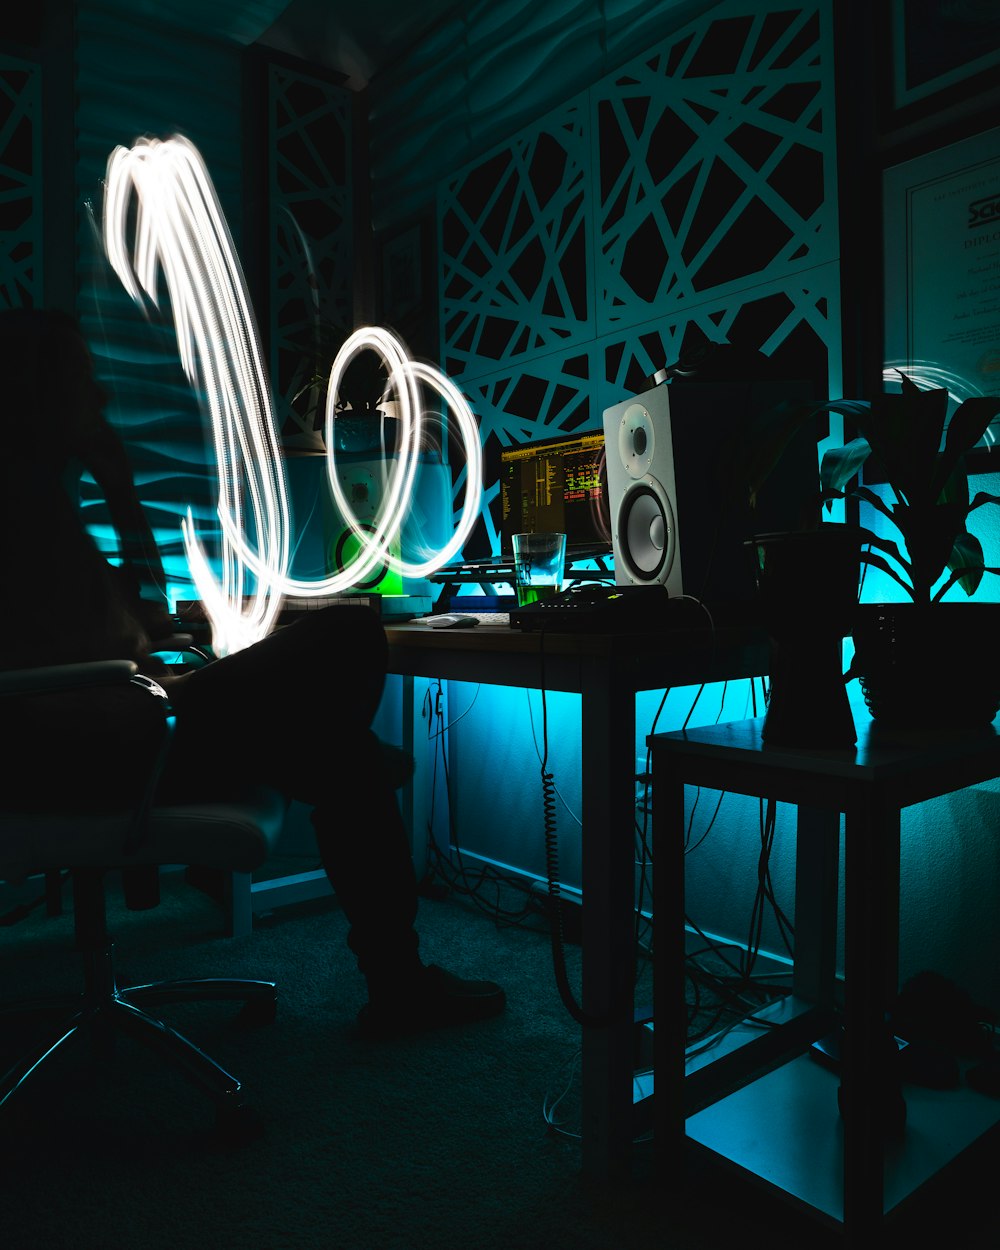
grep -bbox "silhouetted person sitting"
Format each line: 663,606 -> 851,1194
0,306 -> 505,1038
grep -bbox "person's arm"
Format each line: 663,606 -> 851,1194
70,411 -> 179,648
0,461 -> 153,669
75,414 -> 168,602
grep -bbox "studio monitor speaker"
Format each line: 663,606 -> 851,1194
602,388 -> 682,595
603,379 -> 818,621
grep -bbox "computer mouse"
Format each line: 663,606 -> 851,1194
423,614 -> 479,629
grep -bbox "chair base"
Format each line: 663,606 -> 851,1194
0,969 -> 276,1125
0,867 -> 276,1132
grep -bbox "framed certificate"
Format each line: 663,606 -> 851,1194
883,125 -> 1000,461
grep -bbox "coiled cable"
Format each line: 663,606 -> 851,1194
538,627 -> 621,1029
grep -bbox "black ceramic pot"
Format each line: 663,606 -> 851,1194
851,602 -> 1000,730
748,526 -> 860,747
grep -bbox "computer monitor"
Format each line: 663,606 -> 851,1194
498,429 -> 612,558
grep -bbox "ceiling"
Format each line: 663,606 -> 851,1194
125,1 -> 709,92
253,0 -> 713,91
254,0 -> 465,90
118,1 -> 463,91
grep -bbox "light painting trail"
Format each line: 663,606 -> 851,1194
103,135 -> 483,653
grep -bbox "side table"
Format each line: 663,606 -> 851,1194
650,716 -> 1000,1240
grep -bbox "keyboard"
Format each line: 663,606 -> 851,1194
462,612 -> 511,626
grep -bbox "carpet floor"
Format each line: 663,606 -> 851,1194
0,872 -> 992,1249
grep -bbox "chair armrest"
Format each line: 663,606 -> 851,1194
0,660 -> 138,697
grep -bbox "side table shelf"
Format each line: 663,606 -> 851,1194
686,1047 -> 999,1225
649,716 -> 1000,1239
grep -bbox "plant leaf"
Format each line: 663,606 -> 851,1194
946,531 -> 985,597
934,561 -> 1000,601
898,369 -> 920,396
850,526 -> 915,593
969,490 -> 1000,512
861,530 -> 912,575
820,437 -> 870,494
822,399 -> 874,420
859,550 -> 917,600
932,397 -> 1000,497
851,484 -> 898,525
891,499 -> 967,600
938,460 -> 971,514
864,387 -> 948,506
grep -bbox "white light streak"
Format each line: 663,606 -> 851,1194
103,135 -> 482,653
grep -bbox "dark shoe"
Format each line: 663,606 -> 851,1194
357,964 -> 506,1040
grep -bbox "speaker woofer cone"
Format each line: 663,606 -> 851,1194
619,480 -> 675,583
332,522 -> 389,590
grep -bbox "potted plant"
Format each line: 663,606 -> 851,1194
749,375 -> 1000,729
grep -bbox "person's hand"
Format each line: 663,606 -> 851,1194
109,565 -> 175,643
135,598 -> 179,645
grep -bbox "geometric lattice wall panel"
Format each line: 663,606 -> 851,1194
598,262 -> 843,412
440,95 -> 593,381
269,61 -> 352,453
428,0 -> 841,559
457,351 -> 596,555
0,55 -> 42,310
594,1 -> 838,335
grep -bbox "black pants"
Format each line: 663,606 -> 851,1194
10,606 -> 420,984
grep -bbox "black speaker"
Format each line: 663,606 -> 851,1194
602,379 -> 818,622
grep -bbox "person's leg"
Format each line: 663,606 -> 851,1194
161,607 -> 417,955
308,741 -> 420,982
159,607 -> 504,1032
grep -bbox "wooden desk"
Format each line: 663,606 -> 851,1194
649,717 -> 1000,1239
385,622 -> 768,1179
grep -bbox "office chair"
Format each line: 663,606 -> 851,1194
0,659 -> 287,1135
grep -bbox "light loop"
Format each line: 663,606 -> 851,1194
104,136 -> 482,653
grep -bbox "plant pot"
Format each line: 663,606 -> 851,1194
747,527 -> 860,747
851,603 -> 1000,730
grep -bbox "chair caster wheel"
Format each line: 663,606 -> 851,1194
215,1101 -> 264,1143
237,993 -> 277,1027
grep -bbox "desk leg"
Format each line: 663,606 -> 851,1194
579,658 -> 637,1179
793,805 -> 840,1007
842,795 -> 901,1237
397,674 -> 433,881
653,765 -> 687,1175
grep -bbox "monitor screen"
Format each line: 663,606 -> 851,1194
499,429 -> 612,557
